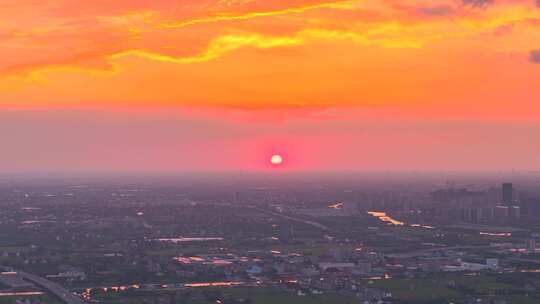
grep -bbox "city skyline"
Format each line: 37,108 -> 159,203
1,2 -> 540,302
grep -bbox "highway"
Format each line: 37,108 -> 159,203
0,266 -> 84,304
252,207 -> 335,232
385,245 -> 492,259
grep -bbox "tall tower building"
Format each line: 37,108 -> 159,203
502,183 -> 513,205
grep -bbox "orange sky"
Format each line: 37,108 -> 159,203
1,0 -> 539,172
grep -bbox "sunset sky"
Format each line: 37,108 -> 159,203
1,0 -> 540,172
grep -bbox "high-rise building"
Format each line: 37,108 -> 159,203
502,183 -> 513,205
480,207 -> 494,221
526,239 -> 536,253
460,208 -> 480,223
521,197 -> 540,217
494,205 -> 509,218
509,206 -> 521,219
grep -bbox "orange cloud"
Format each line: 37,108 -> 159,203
0,0 -> 539,117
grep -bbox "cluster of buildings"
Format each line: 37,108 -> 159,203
395,182 -> 540,224
453,183 -> 524,222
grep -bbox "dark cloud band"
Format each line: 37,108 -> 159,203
530,50 -> 540,64
463,0 -> 495,7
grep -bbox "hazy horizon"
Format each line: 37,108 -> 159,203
1,109 -> 540,173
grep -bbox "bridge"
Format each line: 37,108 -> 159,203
0,266 -> 84,304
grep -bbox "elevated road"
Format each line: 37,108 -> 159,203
0,266 -> 84,304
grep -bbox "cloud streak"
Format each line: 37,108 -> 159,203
158,0 -> 357,28
109,34 -> 302,64
108,28 -> 428,66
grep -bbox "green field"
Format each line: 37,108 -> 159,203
370,273 -> 540,304
94,287 -> 358,304
222,287 -> 357,304
0,295 -> 61,304
371,278 -> 461,303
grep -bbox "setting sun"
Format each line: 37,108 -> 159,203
270,154 -> 283,166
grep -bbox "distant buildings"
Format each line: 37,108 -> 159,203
493,205 -> 508,219
417,182 -> 533,224
502,183 -> 513,205
520,197 -> 540,217
495,183 -> 520,220
508,205 -> 521,219
431,188 -> 484,203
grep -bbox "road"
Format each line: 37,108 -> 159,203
252,207 -> 335,232
385,245 -> 492,258
509,257 -> 540,264
0,266 -> 84,304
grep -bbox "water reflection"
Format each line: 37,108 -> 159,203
367,211 -> 404,226
156,237 -> 224,243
